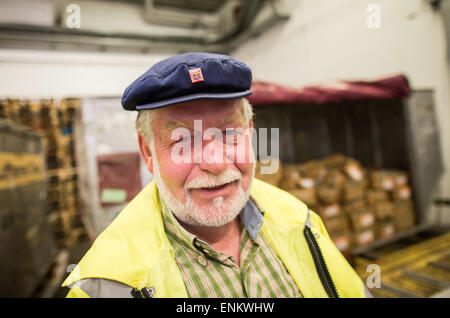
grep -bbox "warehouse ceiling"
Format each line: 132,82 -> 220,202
0,0 -> 291,54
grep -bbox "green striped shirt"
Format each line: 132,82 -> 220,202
161,197 -> 302,298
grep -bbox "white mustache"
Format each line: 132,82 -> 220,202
185,170 -> 242,190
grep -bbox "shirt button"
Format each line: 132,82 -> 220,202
197,255 -> 208,267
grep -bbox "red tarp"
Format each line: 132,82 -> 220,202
247,74 -> 411,106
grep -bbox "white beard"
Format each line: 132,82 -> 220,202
150,142 -> 255,227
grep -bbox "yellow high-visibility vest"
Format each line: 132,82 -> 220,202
63,179 -> 366,298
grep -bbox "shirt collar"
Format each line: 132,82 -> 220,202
240,197 -> 265,241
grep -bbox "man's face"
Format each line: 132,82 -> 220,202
146,98 -> 255,227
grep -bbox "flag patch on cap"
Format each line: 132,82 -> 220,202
189,68 -> 204,83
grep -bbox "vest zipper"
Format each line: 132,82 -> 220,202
303,226 -> 340,298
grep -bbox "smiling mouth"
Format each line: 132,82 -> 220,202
200,183 -> 230,191
191,180 -> 238,192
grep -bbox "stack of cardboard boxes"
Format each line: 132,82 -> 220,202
255,154 -> 416,255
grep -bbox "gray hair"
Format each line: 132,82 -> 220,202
136,98 -> 254,144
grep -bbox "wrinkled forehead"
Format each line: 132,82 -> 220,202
156,99 -> 245,131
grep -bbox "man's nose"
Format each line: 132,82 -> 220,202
198,139 -> 227,175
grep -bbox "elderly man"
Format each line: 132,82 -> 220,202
63,53 -> 370,298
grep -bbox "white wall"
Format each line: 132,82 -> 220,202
233,0 -> 450,223
0,49 -> 168,99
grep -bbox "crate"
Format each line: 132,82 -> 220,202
252,90 -> 444,228
1,97 -> 86,254
0,119 -> 56,297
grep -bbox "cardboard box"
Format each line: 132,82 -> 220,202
342,180 -> 366,202
372,200 -> 395,221
367,190 -> 389,205
321,154 -> 347,170
323,169 -> 346,189
255,159 -> 283,187
316,204 -> 341,218
395,220 -> 415,232
393,199 -> 414,212
289,188 -> 317,207
316,169 -> 346,204
392,185 -> 411,201
392,200 -> 415,231
348,209 -> 375,231
323,215 -> 351,235
343,158 -> 364,181
297,160 -> 326,180
317,185 -> 341,204
353,227 -> 376,247
371,170 -> 396,191
279,164 -> 300,190
298,177 -> 315,189
376,221 -> 396,240
392,171 -> 408,186
343,198 -> 366,214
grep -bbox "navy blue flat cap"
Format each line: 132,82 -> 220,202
121,52 -> 253,111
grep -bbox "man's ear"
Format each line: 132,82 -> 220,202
137,133 -> 154,175
248,119 -> 255,163
247,119 -> 254,140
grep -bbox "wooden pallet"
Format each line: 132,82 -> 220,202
354,231 -> 450,298
47,168 -> 78,182
3,99 -> 84,253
